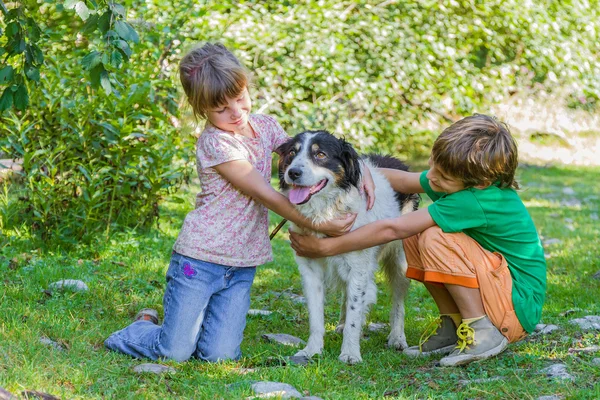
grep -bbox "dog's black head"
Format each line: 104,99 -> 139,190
277,130 -> 361,205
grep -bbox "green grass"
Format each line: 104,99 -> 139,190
1,163 -> 600,399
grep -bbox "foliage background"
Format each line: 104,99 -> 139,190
1,0 -> 600,239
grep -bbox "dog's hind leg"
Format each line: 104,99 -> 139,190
339,265 -> 377,364
383,244 -> 410,350
295,261 -> 326,359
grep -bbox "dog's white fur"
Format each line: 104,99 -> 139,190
283,134 -> 414,364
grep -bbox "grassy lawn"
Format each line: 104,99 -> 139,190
1,163 -> 599,399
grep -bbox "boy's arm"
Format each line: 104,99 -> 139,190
214,159 -> 356,237
379,169 -> 424,194
289,208 -> 436,258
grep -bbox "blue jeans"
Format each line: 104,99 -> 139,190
104,252 -> 256,362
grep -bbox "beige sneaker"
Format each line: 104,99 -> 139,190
404,315 -> 458,357
439,316 -> 508,367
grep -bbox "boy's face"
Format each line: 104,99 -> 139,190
426,158 -> 466,194
206,87 -> 252,134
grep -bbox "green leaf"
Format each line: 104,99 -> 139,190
75,1 -> 90,21
81,51 -> 102,70
100,70 -> 112,94
5,21 -> 19,37
24,65 -> 40,82
82,13 -> 99,34
89,64 -> 104,88
0,65 -> 14,83
0,87 -> 13,112
31,44 -> 44,65
25,17 -> 42,41
98,11 -> 112,34
110,50 -> 123,68
109,2 -> 126,16
112,39 -> 132,58
114,20 -> 134,42
14,84 -> 28,111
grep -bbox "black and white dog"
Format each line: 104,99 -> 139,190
278,130 -> 419,364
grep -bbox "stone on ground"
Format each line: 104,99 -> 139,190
132,363 -> 176,374
591,358 -> 600,366
0,387 -> 15,400
48,279 -> 89,292
534,324 -> 560,335
251,381 -> 303,398
569,315 -> 600,330
541,364 -> 574,381
367,322 -> 388,332
39,337 -> 65,351
248,309 -> 273,316
262,333 -> 306,346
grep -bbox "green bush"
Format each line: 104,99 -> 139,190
1,0 -> 599,246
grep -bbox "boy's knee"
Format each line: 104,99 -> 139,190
197,346 -> 240,362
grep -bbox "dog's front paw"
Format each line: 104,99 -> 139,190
338,352 -> 362,365
386,334 -> 408,350
335,323 -> 345,334
294,348 -> 320,359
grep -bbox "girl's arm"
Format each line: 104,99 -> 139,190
214,160 -> 356,236
289,208 -> 436,258
379,169 -> 425,194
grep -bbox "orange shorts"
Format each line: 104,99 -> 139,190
403,226 -> 526,343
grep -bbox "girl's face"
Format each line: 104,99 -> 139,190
206,88 -> 252,135
426,158 -> 466,194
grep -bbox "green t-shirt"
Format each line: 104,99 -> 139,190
420,171 -> 546,333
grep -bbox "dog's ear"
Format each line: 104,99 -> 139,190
276,139 -> 295,190
340,139 -> 361,189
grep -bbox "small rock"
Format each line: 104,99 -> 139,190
48,279 -> 88,292
562,187 -> 575,195
251,381 -> 303,398
559,309 -> 578,317
541,364 -> 574,381
231,368 -> 256,375
262,333 -> 306,347
458,377 -> 503,385
536,396 -> 561,400
565,224 -> 575,232
39,337 -> 65,351
248,309 -> 273,316
534,324 -> 559,335
592,271 -> 600,280
591,358 -> 600,365
132,363 -> 176,374
543,238 -> 562,247
19,391 -> 59,400
561,198 -> 582,208
0,387 -> 16,400
548,213 -> 560,218
564,218 -> 574,224
287,355 -> 311,366
367,323 -> 388,332
569,315 -> 600,330
568,345 -> 600,354
287,293 -> 306,304
590,213 -> 598,221
299,397 -> 324,400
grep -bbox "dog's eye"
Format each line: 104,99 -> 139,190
288,150 -> 296,157
315,152 -> 326,160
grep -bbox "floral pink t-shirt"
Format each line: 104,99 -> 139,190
173,114 -> 289,267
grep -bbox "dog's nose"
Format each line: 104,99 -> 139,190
288,168 -> 303,180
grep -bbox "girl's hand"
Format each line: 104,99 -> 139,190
314,213 -> 357,237
361,161 -> 376,210
289,230 -> 333,258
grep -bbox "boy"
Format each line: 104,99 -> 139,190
289,114 -> 546,366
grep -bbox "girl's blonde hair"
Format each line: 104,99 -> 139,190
431,114 -> 520,189
179,43 -> 251,119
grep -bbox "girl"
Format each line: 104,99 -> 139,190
104,42 -> 374,362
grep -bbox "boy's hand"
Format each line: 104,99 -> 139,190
313,213 -> 357,237
361,161 -> 376,210
289,230 -> 332,258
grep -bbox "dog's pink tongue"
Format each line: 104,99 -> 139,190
289,187 -> 311,204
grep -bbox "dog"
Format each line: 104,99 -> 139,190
277,130 -> 419,364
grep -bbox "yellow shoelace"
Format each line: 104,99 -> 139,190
418,317 -> 442,352
455,322 -> 475,353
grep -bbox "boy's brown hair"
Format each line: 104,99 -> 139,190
179,43 -> 251,119
431,114 -> 520,189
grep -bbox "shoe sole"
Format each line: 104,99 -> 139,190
439,337 -> 508,367
403,344 -> 457,358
